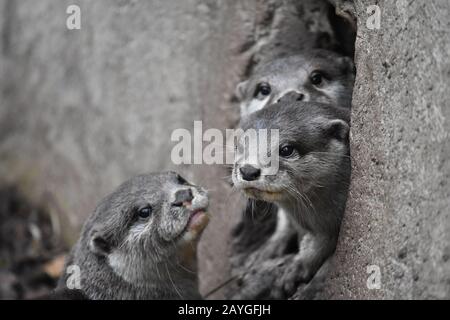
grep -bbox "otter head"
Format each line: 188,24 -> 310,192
82,172 -> 209,284
236,49 -> 355,118
232,98 -> 350,207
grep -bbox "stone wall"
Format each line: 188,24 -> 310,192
0,0 -> 449,299
323,0 -> 450,299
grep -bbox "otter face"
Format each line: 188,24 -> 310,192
83,172 -> 209,283
232,101 -> 350,206
236,49 -> 355,118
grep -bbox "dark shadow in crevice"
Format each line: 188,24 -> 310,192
327,4 -> 356,57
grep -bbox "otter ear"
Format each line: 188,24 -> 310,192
89,230 -> 111,256
326,119 -> 350,141
235,80 -> 248,101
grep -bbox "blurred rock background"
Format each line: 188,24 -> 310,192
0,0 -> 448,299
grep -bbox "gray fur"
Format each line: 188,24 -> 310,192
229,48 -> 354,299
232,99 -> 350,297
236,49 -> 355,118
57,172 -> 209,300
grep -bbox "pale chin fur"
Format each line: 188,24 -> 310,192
232,172 -> 285,203
244,188 -> 284,203
240,96 -> 270,118
180,211 -> 210,243
107,249 -> 159,285
180,192 -> 210,242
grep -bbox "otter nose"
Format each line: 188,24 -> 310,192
277,91 -> 304,103
172,189 -> 193,206
240,165 -> 261,181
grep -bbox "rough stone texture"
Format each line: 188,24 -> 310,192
1,0 -> 449,300
323,0 -> 450,299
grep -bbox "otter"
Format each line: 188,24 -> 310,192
235,49 -> 354,118
55,172 -> 209,300
232,95 -> 350,297
229,49 -> 354,298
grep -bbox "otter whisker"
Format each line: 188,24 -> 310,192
154,260 -> 163,281
166,240 -> 196,275
164,262 -> 184,300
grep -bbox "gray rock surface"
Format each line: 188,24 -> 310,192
0,0 -> 449,299
323,0 -> 450,299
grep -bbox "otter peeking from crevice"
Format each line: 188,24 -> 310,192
232,96 -> 351,299
229,49 -> 354,299
236,49 -> 355,118
53,172 -> 210,300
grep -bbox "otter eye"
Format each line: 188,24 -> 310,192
310,72 -> 323,86
279,145 -> 295,157
138,206 -> 152,218
254,82 -> 271,97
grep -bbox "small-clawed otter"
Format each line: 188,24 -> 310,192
236,49 -> 355,118
230,49 -> 354,298
56,172 -> 210,300
232,96 -> 350,296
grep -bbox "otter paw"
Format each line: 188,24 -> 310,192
279,260 -> 311,297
